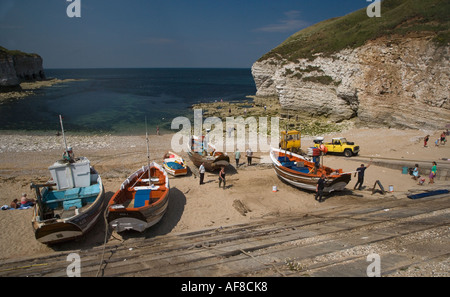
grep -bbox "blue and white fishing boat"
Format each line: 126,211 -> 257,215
31,116 -> 105,244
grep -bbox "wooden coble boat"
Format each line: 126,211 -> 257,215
163,151 -> 188,176
107,163 -> 170,233
270,148 -> 351,193
31,157 -> 105,244
31,117 -> 105,244
187,135 -> 230,171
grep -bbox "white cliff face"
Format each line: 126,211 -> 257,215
0,51 -> 45,89
0,54 -> 20,87
252,34 -> 449,129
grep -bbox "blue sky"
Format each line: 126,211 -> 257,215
0,0 -> 368,68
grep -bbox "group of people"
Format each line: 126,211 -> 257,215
411,161 -> 438,185
424,131 -> 448,147
198,148 -> 254,189
315,158 -> 440,202
234,148 -> 253,168
5,193 -> 36,210
315,161 -> 372,203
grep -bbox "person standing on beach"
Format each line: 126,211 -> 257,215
315,174 -> 326,203
441,132 -> 447,145
429,161 -> 437,184
424,135 -> 429,147
246,148 -> 253,166
199,162 -> 205,185
218,167 -> 226,189
354,161 -> 372,190
235,149 -> 240,168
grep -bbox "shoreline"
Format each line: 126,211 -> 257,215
0,78 -> 82,102
0,98 -> 449,267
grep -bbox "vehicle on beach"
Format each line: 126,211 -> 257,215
279,130 -> 301,153
187,135 -> 230,171
270,147 -> 351,193
163,151 -> 188,176
313,137 -> 359,157
31,116 -> 106,244
106,162 -> 170,232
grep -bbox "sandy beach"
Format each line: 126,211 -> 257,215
0,126 -> 448,264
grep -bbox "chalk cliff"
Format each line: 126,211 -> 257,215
252,0 -> 449,129
0,47 -> 45,90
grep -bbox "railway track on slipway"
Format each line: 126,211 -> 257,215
0,194 -> 449,277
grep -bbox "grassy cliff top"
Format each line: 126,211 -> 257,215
259,0 -> 449,62
0,46 -> 39,58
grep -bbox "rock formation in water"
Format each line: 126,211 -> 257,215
252,0 -> 449,129
0,46 -> 46,90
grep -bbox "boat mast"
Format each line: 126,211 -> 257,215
59,115 -> 69,153
145,117 -> 151,185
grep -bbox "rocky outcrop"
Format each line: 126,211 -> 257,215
0,47 -> 45,90
252,34 -> 449,129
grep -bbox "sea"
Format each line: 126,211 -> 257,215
0,68 -> 256,135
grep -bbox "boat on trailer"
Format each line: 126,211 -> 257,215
270,147 -> 351,193
187,135 -> 230,171
106,163 -> 170,232
163,151 -> 188,176
31,116 -> 105,244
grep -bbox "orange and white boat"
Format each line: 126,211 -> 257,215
163,151 -> 188,176
270,148 -> 351,193
107,163 -> 170,232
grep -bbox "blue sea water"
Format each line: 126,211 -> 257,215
0,68 -> 256,135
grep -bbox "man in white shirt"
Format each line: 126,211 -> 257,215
246,148 -> 253,166
199,162 -> 205,185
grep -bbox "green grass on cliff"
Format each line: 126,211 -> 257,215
259,0 -> 450,62
0,46 -> 38,58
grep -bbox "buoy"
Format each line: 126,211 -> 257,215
319,144 -> 328,153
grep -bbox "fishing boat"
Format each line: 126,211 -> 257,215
106,163 -> 170,232
107,119 -> 170,232
31,116 -> 105,244
187,135 -> 230,171
163,151 -> 188,176
270,147 -> 351,193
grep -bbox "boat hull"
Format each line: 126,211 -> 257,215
270,148 -> 351,193
32,174 -> 105,244
107,163 -> 170,233
187,135 -> 230,171
187,151 -> 230,171
108,195 -> 169,232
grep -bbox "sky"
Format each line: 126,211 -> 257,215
0,0 -> 368,69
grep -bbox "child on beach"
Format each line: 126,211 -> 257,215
441,132 -> 447,145
412,164 -> 420,180
428,162 -> 437,184
424,135 -> 429,147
